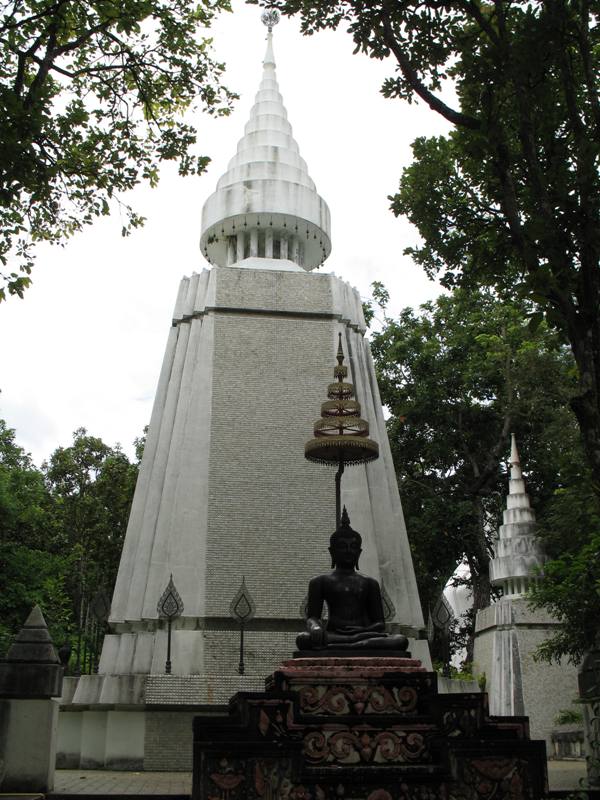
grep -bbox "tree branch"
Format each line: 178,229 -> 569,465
0,0 -> 66,35
575,0 -> 600,138
379,4 -> 480,130
457,0 -> 500,47
52,18 -> 114,57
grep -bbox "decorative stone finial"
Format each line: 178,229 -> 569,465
0,604 -> 63,698
5,604 -> 60,664
261,9 -> 280,32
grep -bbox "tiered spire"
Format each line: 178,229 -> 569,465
200,12 -> 331,271
489,434 -> 547,597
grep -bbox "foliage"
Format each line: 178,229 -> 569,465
525,397 -> 600,663
554,708 -> 584,725
42,428 -> 138,665
0,0 -> 237,300
263,0 -> 600,502
0,542 -> 72,654
367,285 -> 579,660
431,659 -> 475,682
530,476 -> 600,664
0,421 -> 139,663
0,418 -> 50,547
362,280 -> 389,327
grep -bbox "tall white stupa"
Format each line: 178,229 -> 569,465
57,14 -> 428,771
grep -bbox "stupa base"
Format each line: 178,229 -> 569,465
192,657 -> 548,800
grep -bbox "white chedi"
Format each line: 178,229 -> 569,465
489,434 -> 546,597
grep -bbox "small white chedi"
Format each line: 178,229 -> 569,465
57,14 -> 428,771
474,434 -> 579,748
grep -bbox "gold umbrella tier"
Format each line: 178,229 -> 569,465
327,382 -> 354,399
305,435 -> 379,465
313,417 -> 369,436
320,399 -> 362,417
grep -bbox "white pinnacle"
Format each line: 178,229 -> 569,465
200,20 -> 331,271
509,432 -> 523,485
264,29 -> 275,66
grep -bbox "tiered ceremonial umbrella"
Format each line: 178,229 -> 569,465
305,333 -> 379,527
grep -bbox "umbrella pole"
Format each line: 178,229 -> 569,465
335,455 -> 344,528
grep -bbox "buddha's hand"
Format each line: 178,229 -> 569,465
307,618 -> 326,647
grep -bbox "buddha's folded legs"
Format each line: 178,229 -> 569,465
331,634 -> 409,650
296,629 -> 408,651
326,630 -> 387,644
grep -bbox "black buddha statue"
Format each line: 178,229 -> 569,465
296,509 -> 409,654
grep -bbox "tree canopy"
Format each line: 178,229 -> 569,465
0,0 -> 236,300
367,286 -> 583,662
264,0 -> 600,500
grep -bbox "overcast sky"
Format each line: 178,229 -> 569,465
0,1 -> 451,466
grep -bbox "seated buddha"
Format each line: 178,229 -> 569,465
296,509 -> 408,653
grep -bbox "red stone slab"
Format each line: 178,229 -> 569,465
276,656 -> 427,679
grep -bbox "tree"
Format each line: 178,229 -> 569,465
263,0 -> 600,499
0,542 -> 73,655
529,448 -> 600,664
0,422 -> 139,664
0,0 -> 236,300
44,428 -> 137,662
0,419 -> 67,652
0,418 -> 51,547
367,287 -> 579,660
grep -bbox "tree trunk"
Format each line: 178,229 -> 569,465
464,497 -> 492,663
569,318 -> 600,495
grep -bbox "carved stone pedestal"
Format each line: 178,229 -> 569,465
192,657 -> 548,800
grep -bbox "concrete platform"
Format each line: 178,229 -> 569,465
43,761 -> 587,797
547,759 -> 588,792
49,770 -> 191,797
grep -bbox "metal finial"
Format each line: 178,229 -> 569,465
261,9 -> 280,32
336,332 -> 344,366
230,577 -> 256,676
157,574 -> 184,675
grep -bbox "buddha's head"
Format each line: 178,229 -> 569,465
329,507 -> 362,569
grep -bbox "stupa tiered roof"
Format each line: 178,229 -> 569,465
200,17 -> 331,271
489,434 -> 547,596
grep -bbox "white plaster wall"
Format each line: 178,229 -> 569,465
105,711 -> 145,769
202,179 -> 331,234
110,271 -> 216,625
1,698 -> 59,791
79,710 -> 107,769
437,676 -> 480,694
56,711 -> 82,768
517,625 -> 579,747
473,625 -> 494,696
474,599 -> 580,749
